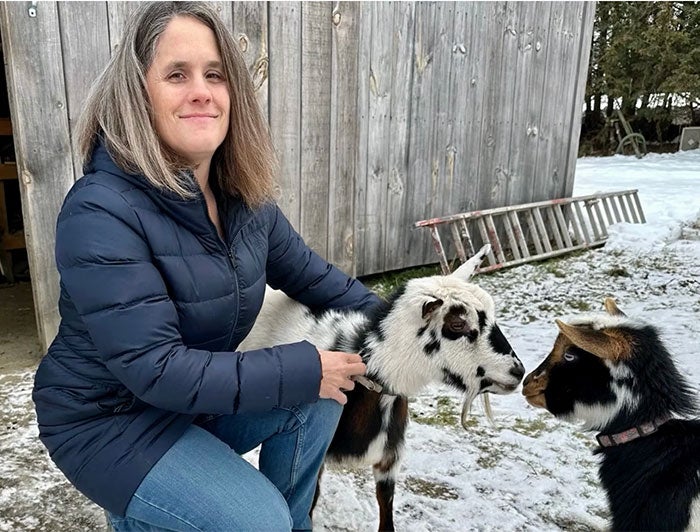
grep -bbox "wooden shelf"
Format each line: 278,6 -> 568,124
1,230 -> 24,251
0,116 -> 23,281
0,117 -> 12,136
0,163 -> 17,181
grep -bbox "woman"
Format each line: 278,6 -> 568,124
32,3 -> 379,530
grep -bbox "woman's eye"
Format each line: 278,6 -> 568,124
168,72 -> 185,81
563,352 -> 575,362
207,71 -> 225,81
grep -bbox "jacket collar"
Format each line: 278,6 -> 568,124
85,141 -> 253,247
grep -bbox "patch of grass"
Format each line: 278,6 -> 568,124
543,264 -> 567,278
410,396 -> 459,427
605,266 -> 631,278
403,476 -> 459,500
511,417 -> 549,437
361,264 -> 441,298
546,515 -> 597,532
568,299 -> 592,311
473,440 -> 509,469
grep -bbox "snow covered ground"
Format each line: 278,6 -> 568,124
1,150 -> 698,531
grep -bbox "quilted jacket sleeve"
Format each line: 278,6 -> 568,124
56,181 -> 320,414
265,205 -> 382,312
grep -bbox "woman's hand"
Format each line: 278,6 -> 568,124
318,350 -> 366,405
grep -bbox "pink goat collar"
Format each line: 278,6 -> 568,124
596,414 -> 672,448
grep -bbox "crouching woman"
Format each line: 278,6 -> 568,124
32,2 -> 378,530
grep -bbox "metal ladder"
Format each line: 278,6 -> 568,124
415,189 -> 646,275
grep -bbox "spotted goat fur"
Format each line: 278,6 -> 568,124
239,245 -> 525,531
523,298 -> 700,531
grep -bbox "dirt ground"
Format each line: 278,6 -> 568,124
0,281 -> 42,373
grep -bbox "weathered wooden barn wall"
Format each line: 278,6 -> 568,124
0,1 -> 594,350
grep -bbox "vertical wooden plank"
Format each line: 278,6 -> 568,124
446,4 -> 473,216
299,2 -> 331,257
427,2 -> 457,217
563,1 -> 595,197
532,2 -> 568,202
352,3 -> 371,275
205,1 -> 232,28
404,3 -> 439,267
551,2 -> 590,199
416,2 -> 456,267
489,2 -> 519,210
475,2 -> 507,211
106,1 -> 140,54
459,4 -> 489,215
328,1 -> 360,274
384,1 -> 415,272
58,2 -> 110,182
269,2 -> 301,228
361,2 -> 393,273
515,2 -> 552,204
231,2 -> 268,117
1,2 -> 75,350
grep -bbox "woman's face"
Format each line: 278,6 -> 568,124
146,16 -> 230,169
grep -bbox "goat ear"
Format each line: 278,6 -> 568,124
604,297 -> 626,317
555,319 -> 632,360
422,298 -> 444,319
450,244 -> 491,281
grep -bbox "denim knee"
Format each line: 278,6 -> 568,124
302,398 -> 342,437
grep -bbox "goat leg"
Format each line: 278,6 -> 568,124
374,465 -> 397,531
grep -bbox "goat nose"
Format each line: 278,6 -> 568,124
510,364 -> 525,380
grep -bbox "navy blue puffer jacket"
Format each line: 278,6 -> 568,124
32,143 -> 379,516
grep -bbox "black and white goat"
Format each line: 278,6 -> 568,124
239,245 -> 525,531
522,298 -> 700,531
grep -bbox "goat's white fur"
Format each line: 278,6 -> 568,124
567,360 -> 640,431
691,493 -> 700,530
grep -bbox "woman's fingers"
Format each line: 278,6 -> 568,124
318,350 -> 367,404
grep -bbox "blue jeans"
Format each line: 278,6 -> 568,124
106,399 -> 342,532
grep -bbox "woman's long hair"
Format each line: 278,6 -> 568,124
76,1 -> 278,206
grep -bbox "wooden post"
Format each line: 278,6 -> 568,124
1,2 -> 76,352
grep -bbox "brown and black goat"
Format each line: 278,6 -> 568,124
523,298 -> 700,531
239,245 -> 525,531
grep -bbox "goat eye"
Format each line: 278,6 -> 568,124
563,352 -> 576,362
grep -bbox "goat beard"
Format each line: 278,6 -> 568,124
460,390 -> 494,430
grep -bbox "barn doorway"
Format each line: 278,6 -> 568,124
0,31 -> 41,371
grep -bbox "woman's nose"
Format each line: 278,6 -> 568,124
189,76 -> 212,103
